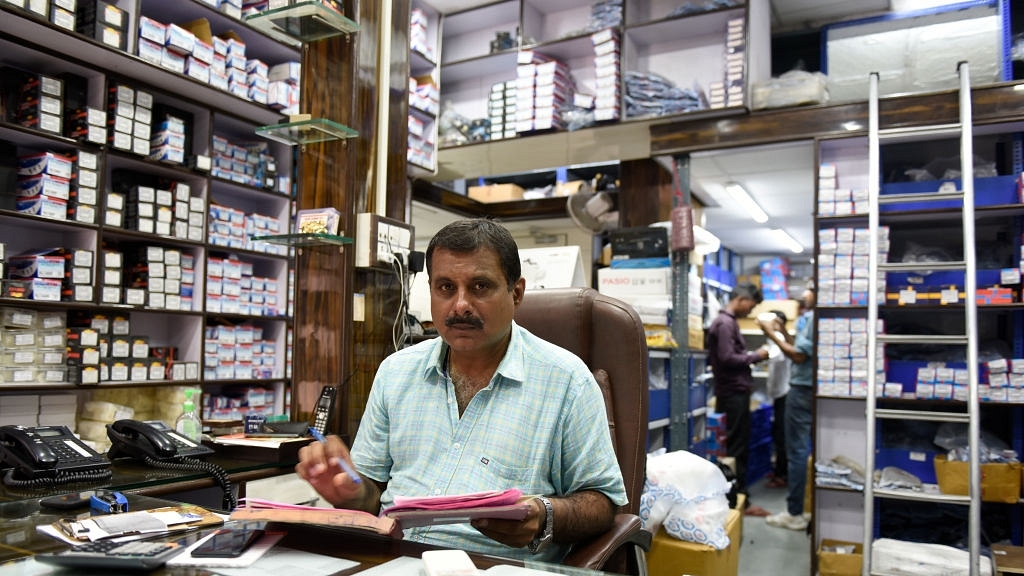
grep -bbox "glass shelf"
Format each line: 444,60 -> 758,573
250,233 -> 353,247
255,118 -> 358,145
244,1 -> 359,46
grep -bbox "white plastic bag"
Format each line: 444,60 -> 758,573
639,450 -> 732,549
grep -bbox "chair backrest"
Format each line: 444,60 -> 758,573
514,287 -> 649,515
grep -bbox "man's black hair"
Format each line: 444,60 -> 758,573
730,282 -> 763,304
425,218 -> 521,290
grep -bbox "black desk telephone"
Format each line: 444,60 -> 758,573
106,420 -> 235,510
106,420 -> 214,462
0,425 -> 111,487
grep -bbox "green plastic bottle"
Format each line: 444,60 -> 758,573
174,388 -> 202,443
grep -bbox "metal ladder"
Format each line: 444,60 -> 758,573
862,63 -> 982,575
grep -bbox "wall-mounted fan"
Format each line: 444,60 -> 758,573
566,182 -> 618,233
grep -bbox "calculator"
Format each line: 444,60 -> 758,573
35,539 -> 183,570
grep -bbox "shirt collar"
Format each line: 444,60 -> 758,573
424,322 -> 527,386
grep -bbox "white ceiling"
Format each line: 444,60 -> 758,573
411,0 -> 916,260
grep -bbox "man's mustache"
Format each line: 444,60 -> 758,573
446,316 -> 483,329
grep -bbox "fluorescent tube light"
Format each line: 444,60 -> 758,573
724,183 -> 768,223
771,228 -> 804,253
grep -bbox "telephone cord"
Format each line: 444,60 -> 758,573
141,456 -> 237,510
2,466 -> 112,489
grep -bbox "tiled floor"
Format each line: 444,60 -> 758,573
738,476 -> 812,576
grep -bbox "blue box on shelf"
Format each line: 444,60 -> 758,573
688,384 -> 705,412
649,388 -> 670,421
879,174 -> 1017,212
875,447 -> 938,484
884,269 -> 1002,293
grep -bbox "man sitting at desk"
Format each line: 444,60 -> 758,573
296,218 -> 626,562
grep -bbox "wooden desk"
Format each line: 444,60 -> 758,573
0,494 -> 620,575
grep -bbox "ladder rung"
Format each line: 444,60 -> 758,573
879,261 -> 966,273
875,409 -> 970,423
877,334 -> 968,345
878,123 -> 963,142
877,191 -> 964,205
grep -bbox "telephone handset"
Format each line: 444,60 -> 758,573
106,420 -> 234,511
311,386 -> 336,436
106,420 -> 214,462
0,425 -> 111,486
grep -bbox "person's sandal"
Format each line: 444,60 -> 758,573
744,504 -> 771,517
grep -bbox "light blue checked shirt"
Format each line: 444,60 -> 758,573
350,321 -> 627,562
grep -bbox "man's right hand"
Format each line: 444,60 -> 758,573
295,434 -> 367,509
755,348 -> 769,361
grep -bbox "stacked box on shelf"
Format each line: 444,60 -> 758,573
38,393 -> 77,427
202,323 -> 280,382
15,151 -> 71,221
106,83 -> 153,157
203,385 -> 277,420
76,0 -> 126,50
149,111 -> 186,165
98,248 -> 123,304
67,311 -> 198,383
410,8 -> 433,62
486,80 -> 515,141
759,257 -> 789,300
724,16 -> 745,108
219,0 -> 242,19
5,248 -> 71,302
68,151 -> 100,224
49,0 -> 76,30
818,162 -> 869,216
205,254 -> 284,317
0,307 -> 67,384
0,395 -> 39,425
244,212 -> 287,255
817,317 -> 886,398
515,53 -> 573,134
210,135 -> 282,191
818,226 -> 889,307
246,58 -> 269,105
268,61 -> 301,114
124,245 -> 192,310
592,28 -> 620,122
1,68 -> 64,136
62,72 -> 107,145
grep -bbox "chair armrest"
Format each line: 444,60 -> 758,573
562,513 -> 652,572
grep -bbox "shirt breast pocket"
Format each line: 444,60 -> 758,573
477,455 -> 544,493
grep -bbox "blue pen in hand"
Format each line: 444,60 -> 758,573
308,427 -> 362,484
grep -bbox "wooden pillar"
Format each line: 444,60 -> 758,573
294,0 -> 411,440
619,158 -> 673,227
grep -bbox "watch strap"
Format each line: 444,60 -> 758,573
528,495 -> 554,554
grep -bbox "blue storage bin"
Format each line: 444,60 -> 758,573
885,269 -> 1002,292
649,388 -> 670,421
688,384 -> 706,412
875,447 -> 938,484
879,174 -> 1018,212
747,437 -> 773,484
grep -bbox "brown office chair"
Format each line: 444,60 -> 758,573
514,287 -> 652,575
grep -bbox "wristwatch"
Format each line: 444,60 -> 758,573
528,496 -> 554,554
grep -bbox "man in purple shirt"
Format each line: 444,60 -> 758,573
708,282 -> 769,516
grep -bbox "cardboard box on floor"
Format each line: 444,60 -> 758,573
818,538 -> 862,576
646,494 -> 744,576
